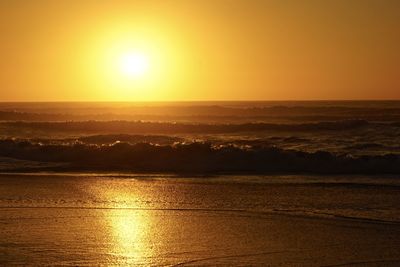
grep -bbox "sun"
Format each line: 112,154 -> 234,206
90,32 -> 180,99
118,52 -> 149,78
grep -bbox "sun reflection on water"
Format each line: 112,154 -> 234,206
83,178 -> 156,265
109,209 -> 154,265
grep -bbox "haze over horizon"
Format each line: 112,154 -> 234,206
1,0 -> 399,101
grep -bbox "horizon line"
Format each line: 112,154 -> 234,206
1,99 -> 400,103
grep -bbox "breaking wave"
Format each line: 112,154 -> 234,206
0,139 -> 399,174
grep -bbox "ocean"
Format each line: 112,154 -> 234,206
0,101 -> 400,266
0,101 -> 399,173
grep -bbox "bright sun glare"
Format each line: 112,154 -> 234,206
119,52 -> 149,77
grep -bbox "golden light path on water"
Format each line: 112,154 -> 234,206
84,178 -> 156,265
109,209 -> 153,265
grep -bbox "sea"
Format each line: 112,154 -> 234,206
0,101 -> 399,266
0,101 -> 399,173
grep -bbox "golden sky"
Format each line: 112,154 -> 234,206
0,0 -> 399,101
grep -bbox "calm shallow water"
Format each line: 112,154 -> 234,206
1,174 -> 400,266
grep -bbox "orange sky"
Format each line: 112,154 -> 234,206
0,0 -> 399,101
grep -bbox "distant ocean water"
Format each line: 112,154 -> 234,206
0,101 -> 399,174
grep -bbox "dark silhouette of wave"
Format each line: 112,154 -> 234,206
78,134 -> 183,145
1,119 -> 381,134
345,143 -> 389,150
0,139 -> 399,174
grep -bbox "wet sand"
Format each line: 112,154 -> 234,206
1,174 -> 399,266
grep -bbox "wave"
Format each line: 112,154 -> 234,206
2,103 -> 400,123
0,119 -> 379,134
78,134 -> 183,145
345,143 -> 389,150
0,139 -> 399,174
